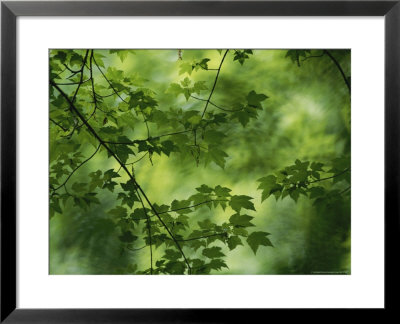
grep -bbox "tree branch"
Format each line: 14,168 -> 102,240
323,50 -> 351,93
126,152 -> 149,166
50,81 -> 192,274
135,189 -> 153,274
50,118 -> 69,132
201,49 -> 229,118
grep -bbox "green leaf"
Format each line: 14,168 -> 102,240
165,261 -> 186,274
196,184 -> 213,194
229,214 -> 255,228
104,169 -> 121,180
202,246 -> 225,259
166,83 -> 183,97
70,53 -> 83,66
311,162 -> 324,171
285,50 -> 311,66
163,249 -> 182,261
71,182 -> 87,193
214,185 -> 231,197
308,186 -> 325,199
130,208 -> 147,221
180,77 -> 191,87
231,109 -> 249,127
171,199 -> 191,214
108,206 -> 128,219
161,140 -> 178,157
120,180 -> 136,192
232,227 -> 248,237
227,236 -> 243,250
208,258 -> 228,271
205,145 -> 228,169
229,195 -> 255,212
233,50 -> 253,65
289,188 -> 300,202
203,130 -> 226,145
118,192 -> 139,208
179,62 -> 193,75
246,90 -> 268,108
193,81 -> 208,94
197,219 -> 214,230
119,230 -> 138,243
115,145 -> 135,164
257,175 -> 279,202
187,115 -> 202,126
246,231 -> 273,255
109,49 -> 135,63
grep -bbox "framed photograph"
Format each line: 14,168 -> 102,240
1,0 -> 397,321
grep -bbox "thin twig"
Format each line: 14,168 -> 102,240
130,199 -> 228,221
308,168 -> 350,184
103,129 -> 192,145
125,152 -> 149,166
190,95 -> 243,112
126,245 -> 146,252
51,143 -> 101,194
53,79 -> 90,86
50,118 -> 69,132
324,50 -> 351,93
339,186 -> 351,195
176,232 -> 225,242
201,50 -> 229,118
93,55 -> 129,104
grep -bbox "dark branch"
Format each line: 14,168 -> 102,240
201,49 -> 229,118
50,118 -> 69,132
63,63 -> 80,74
136,189 -> 153,274
323,50 -> 351,93
50,81 -> 192,274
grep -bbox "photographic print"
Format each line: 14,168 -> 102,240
49,49 -> 351,275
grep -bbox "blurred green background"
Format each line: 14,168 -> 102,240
50,49 -> 351,274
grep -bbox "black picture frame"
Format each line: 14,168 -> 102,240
1,0 -> 398,322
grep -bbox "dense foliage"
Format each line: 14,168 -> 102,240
49,49 -> 351,274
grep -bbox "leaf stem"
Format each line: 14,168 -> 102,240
308,168 -> 350,184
